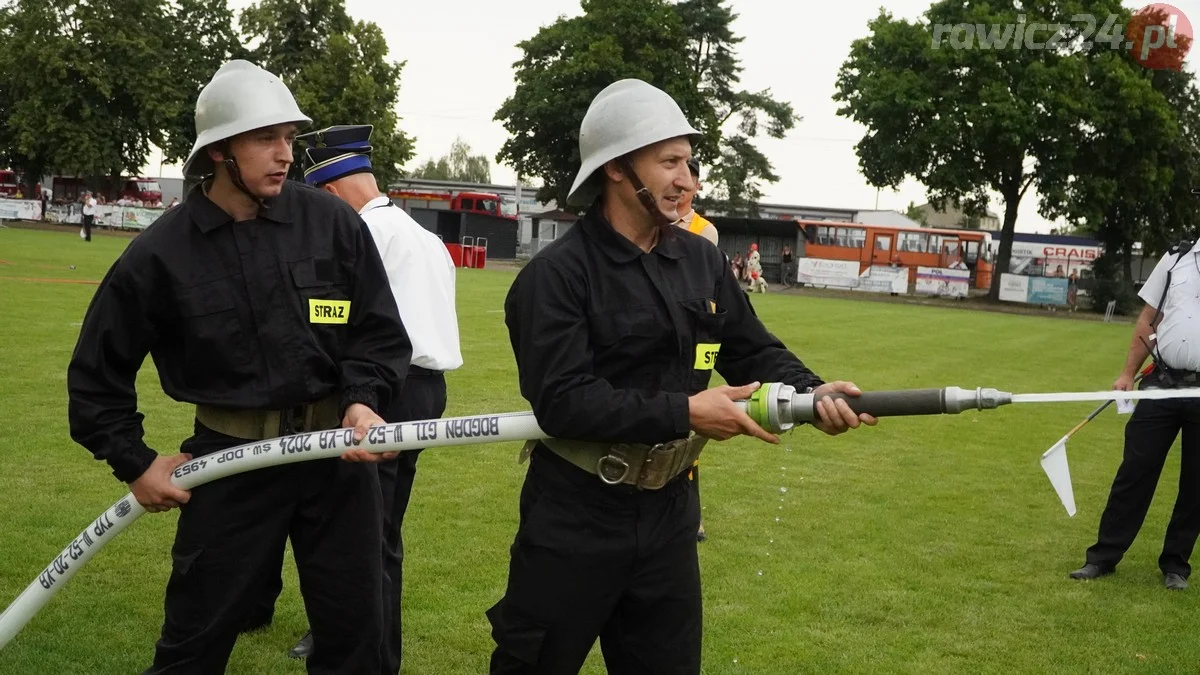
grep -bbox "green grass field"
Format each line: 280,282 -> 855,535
0,226 -> 1195,674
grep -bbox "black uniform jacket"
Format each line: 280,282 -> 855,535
504,208 -> 824,445
67,181 -> 412,482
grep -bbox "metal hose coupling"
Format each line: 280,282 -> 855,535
739,384 -> 1014,433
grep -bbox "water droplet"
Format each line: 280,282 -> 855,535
779,486 -> 788,494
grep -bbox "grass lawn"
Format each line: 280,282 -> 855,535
0,225 -> 1193,674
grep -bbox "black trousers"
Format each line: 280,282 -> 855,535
145,422 -> 384,674
487,443 -> 703,675
378,369 -> 447,674
1085,392 -> 1200,577
82,214 -> 93,241
253,369 -> 446,674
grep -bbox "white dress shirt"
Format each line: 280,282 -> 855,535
1139,240 -> 1200,371
359,195 -> 463,372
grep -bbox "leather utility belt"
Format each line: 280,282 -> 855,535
526,435 -> 709,490
195,395 -> 340,440
1147,365 -> 1200,389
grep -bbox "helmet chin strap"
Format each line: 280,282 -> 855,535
216,142 -> 265,208
617,156 -> 675,232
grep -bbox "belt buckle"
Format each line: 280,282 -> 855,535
279,405 -> 305,436
597,454 -> 631,485
637,442 -> 677,490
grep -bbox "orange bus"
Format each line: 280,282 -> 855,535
797,219 -> 995,290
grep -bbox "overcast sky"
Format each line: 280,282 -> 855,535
153,0 -> 1199,233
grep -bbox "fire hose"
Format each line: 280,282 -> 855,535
5,383 -> 1200,649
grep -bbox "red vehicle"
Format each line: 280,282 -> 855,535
121,177 -> 162,204
0,170 -> 19,197
388,188 -> 515,220
798,219 -> 995,289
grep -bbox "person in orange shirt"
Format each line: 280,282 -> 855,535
674,157 -> 718,245
673,158 -> 719,541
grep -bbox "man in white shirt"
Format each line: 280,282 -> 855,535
1069,239 -> 1200,591
81,191 -> 97,241
284,124 -> 464,669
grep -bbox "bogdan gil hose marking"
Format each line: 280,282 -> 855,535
6,383 -> 1200,649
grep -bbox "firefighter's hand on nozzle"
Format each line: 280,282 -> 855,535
811,381 -> 878,436
689,382 -> 779,444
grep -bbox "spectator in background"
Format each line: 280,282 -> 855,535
81,191 -> 96,242
781,244 -> 795,284
41,185 -> 52,221
747,243 -> 767,293
1068,270 -> 1079,311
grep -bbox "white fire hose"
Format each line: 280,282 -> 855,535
0,410 -> 546,649
6,383 -> 1200,650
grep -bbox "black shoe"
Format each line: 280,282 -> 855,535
239,609 -> 273,634
288,630 -> 314,659
1164,572 -> 1188,590
1068,563 -> 1114,580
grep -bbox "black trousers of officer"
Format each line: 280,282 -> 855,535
1085,391 -> 1200,577
146,421 -> 384,674
487,443 -> 703,675
82,214 -> 93,241
378,367 -> 447,674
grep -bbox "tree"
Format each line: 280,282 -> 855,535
904,201 -> 929,226
676,0 -> 798,216
240,0 -> 414,186
411,137 -> 492,183
1034,5 -> 1199,313
496,0 -> 796,214
495,0 -> 703,208
160,0 -> 248,165
0,0 -> 184,195
239,0 -> 352,81
834,1 -> 1126,300
1040,53 -> 1197,293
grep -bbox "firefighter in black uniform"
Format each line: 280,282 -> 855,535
488,78 -> 876,674
66,59 -> 412,674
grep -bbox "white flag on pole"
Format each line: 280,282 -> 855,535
1040,437 -> 1076,516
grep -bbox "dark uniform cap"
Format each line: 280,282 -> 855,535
296,124 -> 374,186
